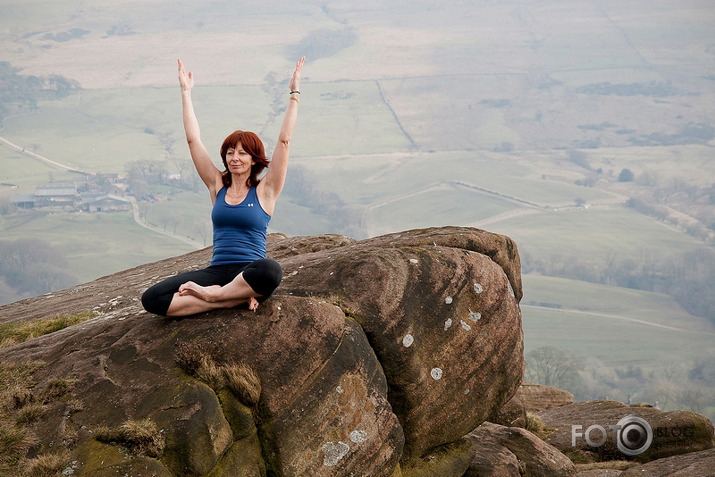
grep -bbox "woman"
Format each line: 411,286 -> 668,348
141,57 -> 304,316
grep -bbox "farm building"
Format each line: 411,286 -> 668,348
33,183 -> 77,207
81,194 -> 132,212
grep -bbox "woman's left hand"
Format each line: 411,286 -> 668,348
290,57 -> 305,92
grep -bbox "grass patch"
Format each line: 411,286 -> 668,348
0,424 -> 37,465
20,450 -> 72,477
0,361 -> 44,466
524,412 -> 555,440
14,404 -> 46,425
223,363 -> 261,409
0,312 -> 96,349
175,340 -> 262,408
95,418 -> 164,458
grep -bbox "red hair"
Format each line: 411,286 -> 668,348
220,130 -> 270,188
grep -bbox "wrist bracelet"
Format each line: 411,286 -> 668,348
290,90 -> 300,95
290,96 -> 299,103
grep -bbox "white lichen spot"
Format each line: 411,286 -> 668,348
336,386 -> 343,394
349,430 -> 367,444
460,320 -> 471,331
431,368 -> 443,380
402,334 -> 414,348
445,296 -> 453,305
464,388 -> 470,395
291,270 -> 298,276
444,318 -> 453,331
409,258 -> 419,264
468,308 -> 481,322
322,441 -> 350,467
474,283 -> 484,294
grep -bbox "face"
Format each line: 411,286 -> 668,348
225,142 -> 255,175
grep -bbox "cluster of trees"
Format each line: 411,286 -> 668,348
525,346 -> 715,422
521,247 -> 715,325
0,239 -> 77,306
0,62 -> 80,123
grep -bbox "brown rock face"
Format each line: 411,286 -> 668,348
0,226 -> 524,476
515,381 -> 574,413
465,422 -> 576,477
619,447 -> 715,477
537,400 -> 715,463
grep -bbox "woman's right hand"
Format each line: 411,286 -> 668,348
178,59 -> 194,92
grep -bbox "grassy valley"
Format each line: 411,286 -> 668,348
0,0 -> 713,418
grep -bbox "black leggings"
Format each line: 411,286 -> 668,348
140,258 -> 283,316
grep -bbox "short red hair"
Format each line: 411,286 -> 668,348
220,130 -> 270,188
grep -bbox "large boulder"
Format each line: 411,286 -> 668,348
465,422 -> 576,477
619,447 -> 715,477
0,226 -> 524,477
537,400 -> 715,463
486,381 -> 573,429
515,381 -> 574,413
276,227 -> 524,466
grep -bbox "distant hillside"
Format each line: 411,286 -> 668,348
0,0 -> 712,419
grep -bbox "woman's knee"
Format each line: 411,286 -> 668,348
141,284 -> 171,316
244,259 -> 283,297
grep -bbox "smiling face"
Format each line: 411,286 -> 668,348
225,142 -> 255,175
220,130 -> 269,188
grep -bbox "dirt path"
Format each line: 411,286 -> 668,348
0,135 -> 89,174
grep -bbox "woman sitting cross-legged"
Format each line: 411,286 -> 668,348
141,57 -> 304,317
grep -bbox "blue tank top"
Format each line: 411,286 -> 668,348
210,186 -> 270,265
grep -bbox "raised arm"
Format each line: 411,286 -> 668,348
178,59 -> 222,199
259,57 -> 305,214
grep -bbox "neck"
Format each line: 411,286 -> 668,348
230,173 -> 251,191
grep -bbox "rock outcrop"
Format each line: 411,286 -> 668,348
618,447 -> 715,477
0,226 -> 524,477
537,400 -> 715,463
465,422 -> 576,476
515,381 -> 574,413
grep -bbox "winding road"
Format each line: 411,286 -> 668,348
0,134 -> 202,249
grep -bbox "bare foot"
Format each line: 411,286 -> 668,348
248,296 -> 259,311
178,281 -> 221,302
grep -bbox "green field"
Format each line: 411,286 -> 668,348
0,0 -> 713,417
1,211 -> 195,283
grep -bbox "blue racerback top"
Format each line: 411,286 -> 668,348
210,186 -> 270,266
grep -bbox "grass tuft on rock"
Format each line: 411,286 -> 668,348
0,312 -> 96,349
95,418 -> 165,458
14,404 -> 47,425
196,356 -> 226,391
0,424 -> 37,464
39,377 -> 75,402
224,363 -> 261,408
21,450 -> 72,477
525,412 -> 555,440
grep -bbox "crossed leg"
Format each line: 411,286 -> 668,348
167,272 -> 260,317
142,259 -> 282,317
